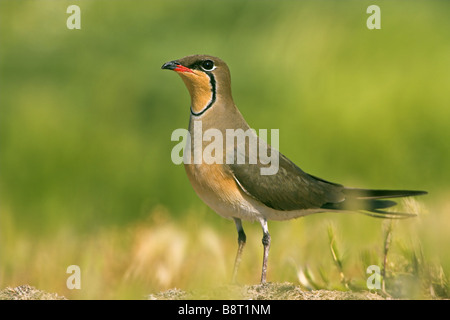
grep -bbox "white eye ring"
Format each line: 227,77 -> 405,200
201,60 -> 215,71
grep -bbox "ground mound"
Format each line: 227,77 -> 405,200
0,282 -> 387,300
148,282 -> 387,300
0,285 -> 66,300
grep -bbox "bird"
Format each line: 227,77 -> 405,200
161,54 -> 427,284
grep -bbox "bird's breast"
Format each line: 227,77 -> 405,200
184,162 -> 259,220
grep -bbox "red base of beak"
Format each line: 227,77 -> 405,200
174,65 -> 194,73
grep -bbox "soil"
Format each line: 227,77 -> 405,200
0,285 -> 67,300
0,282 -> 387,300
147,282 -> 387,300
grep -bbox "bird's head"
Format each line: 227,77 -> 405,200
161,55 -> 232,116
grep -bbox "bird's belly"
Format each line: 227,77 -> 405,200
184,163 -> 261,221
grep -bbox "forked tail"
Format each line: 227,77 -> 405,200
321,188 -> 428,219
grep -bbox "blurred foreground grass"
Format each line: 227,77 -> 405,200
1,0 -> 449,299
1,198 -> 449,299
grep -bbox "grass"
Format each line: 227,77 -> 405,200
1,0 -> 449,299
1,198 -> 449,299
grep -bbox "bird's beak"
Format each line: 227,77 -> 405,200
161,60 -> 194,73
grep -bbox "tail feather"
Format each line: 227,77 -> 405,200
360,209 -> 417,219
343,188 -> 428,200
321,199 -> 397,211
321,187 -> 427,219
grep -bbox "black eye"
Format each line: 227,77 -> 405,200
201,60 -> 214,71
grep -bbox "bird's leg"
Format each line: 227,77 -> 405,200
231,218 -> 246,284
260,218 -> 271,284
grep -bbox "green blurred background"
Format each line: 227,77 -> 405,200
1,0 -> 449,299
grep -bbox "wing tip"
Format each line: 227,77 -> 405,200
344,188 -> 428,200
